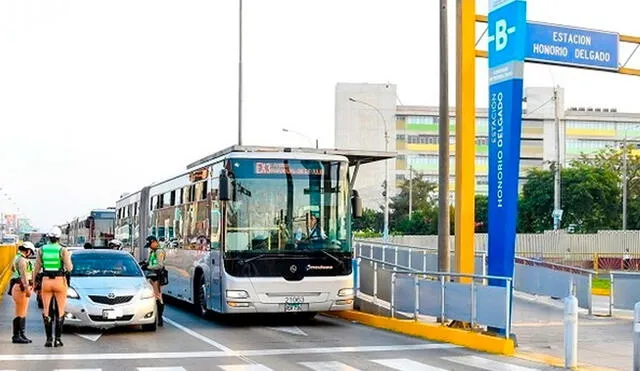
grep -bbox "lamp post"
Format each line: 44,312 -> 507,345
348,97 -> 390,241
622,125 -> 640,230
282,128 -> 318,148
237,0 -> 243,146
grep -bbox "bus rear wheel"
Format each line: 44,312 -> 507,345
194,274 -> 209,318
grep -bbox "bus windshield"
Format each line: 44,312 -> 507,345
224,158 -> 350,256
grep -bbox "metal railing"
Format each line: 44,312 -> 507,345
356,255 -> 513,338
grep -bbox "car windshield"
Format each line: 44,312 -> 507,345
70,253 -> 142,277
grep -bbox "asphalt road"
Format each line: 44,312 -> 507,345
0,296 -> 555,370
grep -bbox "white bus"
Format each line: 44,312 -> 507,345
115,145 -> 391,317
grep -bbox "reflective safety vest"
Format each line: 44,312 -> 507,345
42,243 -> 63,271
11,254 -> 33,279
148,248 -> 164,268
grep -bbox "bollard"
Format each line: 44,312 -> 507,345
564,294 -> 578,369
634,302 -> 640,371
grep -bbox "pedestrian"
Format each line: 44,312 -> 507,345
8,242 -> 36,344
32,226 -> 73,347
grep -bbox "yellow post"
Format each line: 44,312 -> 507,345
455,0 -> 476,283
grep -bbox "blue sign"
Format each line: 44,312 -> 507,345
526,22 -> 619,71
488,0 -> 527,334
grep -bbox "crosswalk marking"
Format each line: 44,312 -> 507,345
373,358 -> 448,371
138,368 -> 187,371
299,361 -> 360,371
442,356 -> 541,371
219,365 -> 274,371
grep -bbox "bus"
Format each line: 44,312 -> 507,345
115,145 -> 391,317
62,209 -> 116,248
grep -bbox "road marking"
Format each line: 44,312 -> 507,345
163,316 -> 233,353
266,326 -> 308,336
299,361 -> 360,371
373,358 -> 448,371
219,365 -> 274,371
73,332 -> 103,342
54,369 -> 102,371
0,343 -> 458,361
442,356 -> 541,371
138,368 -> 187,371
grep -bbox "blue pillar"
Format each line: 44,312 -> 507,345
487,0 -> 527,335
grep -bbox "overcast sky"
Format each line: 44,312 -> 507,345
1,0 -> 639,230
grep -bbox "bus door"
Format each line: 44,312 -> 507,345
209,203 -> 223,312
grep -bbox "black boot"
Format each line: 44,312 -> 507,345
156,300 -> 164,327
19,317 -> 31,343
12,317 -> 29,344
54,316 -> 64,347
43,316 -> 53,347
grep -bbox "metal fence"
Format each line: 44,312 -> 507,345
357,255 -> 513,338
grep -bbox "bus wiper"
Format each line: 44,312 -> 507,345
239,253 -> 295,264
310,249 -> 345,268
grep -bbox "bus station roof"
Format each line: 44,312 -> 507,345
186,145 -> 396,170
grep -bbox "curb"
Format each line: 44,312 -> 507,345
591,287 -> 610,297
514,351 -> 619,371
328,310 -> 515,355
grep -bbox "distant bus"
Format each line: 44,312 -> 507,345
62,209 -> 116,248
116,145 -> 390,317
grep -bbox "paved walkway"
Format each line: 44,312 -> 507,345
512,292 -> 631,370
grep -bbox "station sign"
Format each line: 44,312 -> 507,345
526,21 -> 619,71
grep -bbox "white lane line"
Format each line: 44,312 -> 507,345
0,343 -> 458,361
219,365 -> 274,371
266,326 -> 308,336
138,368 -> 187,371
73,332 -> 103,342
442,356 -> 541,371
373,358 -> 448,371
163,316 -> 233,353
299,361 -> 360,371
54,369 -> 102,371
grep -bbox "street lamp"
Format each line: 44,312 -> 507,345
348,97 -> 390,241
282,128 -> 318,148
622,124 -> 640,230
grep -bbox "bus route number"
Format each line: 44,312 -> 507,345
285,296 -> 304,304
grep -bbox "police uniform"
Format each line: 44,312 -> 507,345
141,236 -> 166,327
9,246 -> 34,344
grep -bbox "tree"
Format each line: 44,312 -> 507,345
576,144 -> 640,197
474,195 -> 488,233
352,208 -> 383,233
389,171 -> 438,222
518,166 -> 620,233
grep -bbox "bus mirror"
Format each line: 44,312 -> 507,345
219,170 -> 232,201
351,190 -> 363,218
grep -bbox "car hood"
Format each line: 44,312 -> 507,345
70,277 -> 149,295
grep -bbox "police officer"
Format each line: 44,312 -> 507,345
32,227 -> 73,347
9,242 -> 35,344
140,235 -> 166,326
108,239 -> 122,250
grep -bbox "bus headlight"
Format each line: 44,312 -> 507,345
226,290 -> 249,299
67,287 -> 80,299
338,288 -> 354,297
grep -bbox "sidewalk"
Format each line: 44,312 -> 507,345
512,292 -> 631,370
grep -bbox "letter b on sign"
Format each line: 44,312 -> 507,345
495,19 -> 508,51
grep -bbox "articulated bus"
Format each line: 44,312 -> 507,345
115,145 -> 391,317
62,209 -> 116,248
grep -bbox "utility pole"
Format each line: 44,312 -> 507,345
238,0 -> 243,146
553,86 -> 562,230
409,165 -> 413,220
438,0 -> 450,273
623,132 -> 629,231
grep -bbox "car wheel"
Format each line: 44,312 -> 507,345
194,274 -> 208,318
141,322 -> 157,332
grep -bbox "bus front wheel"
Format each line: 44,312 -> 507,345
194,274 -> 209,318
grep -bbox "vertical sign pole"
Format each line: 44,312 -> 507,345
487,0 -> 527,336
455,0 -> 476,284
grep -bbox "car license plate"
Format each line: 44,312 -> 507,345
102,308 -> 123,319
284,303 -> 304,312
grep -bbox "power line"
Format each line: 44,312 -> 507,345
523,96 -> 555,117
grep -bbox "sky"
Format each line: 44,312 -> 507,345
1,0 -> 639,230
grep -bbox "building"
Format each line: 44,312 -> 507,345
335,82 -> 640,211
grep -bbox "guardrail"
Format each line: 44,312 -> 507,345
354,239 -> 487,277
356,255 -> 513,338
514,257 -> 595,314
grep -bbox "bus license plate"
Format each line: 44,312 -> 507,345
284,303 -> 304,312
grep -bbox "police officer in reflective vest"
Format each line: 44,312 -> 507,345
32,226 -> 73,347
140,235 -> 166,326
8,242 -> 35,344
